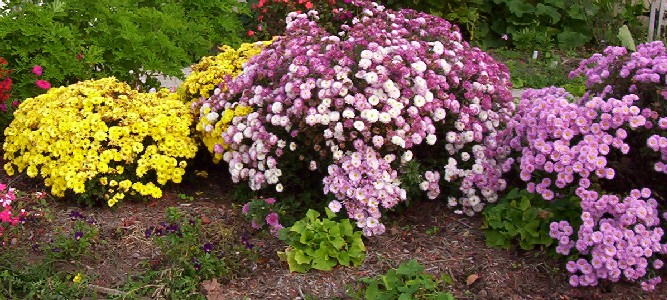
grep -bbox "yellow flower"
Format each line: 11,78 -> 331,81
73,273 -> 82,283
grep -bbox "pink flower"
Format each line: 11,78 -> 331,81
32,65 -> 43,76
265,212 -> 279,226
264,197 -> 276,205
35,79 -> 50,90
501,34 -> 508,41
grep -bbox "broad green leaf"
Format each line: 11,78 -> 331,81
396,260 -> 424,276
506,0 -> 534,17
505,188 -> 521,200
557,30 -> 589,49
518,197 -> 531,211
306,209 -> 320,221
618,25 -> 636,51
535,3 -> 561,24
293,249 -> 311,265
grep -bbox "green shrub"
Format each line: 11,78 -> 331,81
0,0 -> 249,103
347,259 -> 455,300
278,209 -> 366,273
482,188 -> 581,251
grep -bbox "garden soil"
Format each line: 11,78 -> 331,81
2,163 -> 666,300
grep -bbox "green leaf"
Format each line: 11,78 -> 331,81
535,3 -> 561,24
506,0 -> 534,18
617,25 -> 636,51
325,207 -> 336,219
518,197 -> 531,211
557,30 -> 589,49
505,188 -> 521,200
396,260 -> 424,276
293,249 -> 311,265
306,209 -> 320,221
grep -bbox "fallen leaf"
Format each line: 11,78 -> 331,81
201,215 -> 211,225
200,279 -> 223,300
466,274 -> 479,286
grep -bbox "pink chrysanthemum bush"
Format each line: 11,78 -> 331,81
198,0 -> 514,236
504,42 -> 667,291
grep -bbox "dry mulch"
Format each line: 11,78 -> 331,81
3,168 -> 666,300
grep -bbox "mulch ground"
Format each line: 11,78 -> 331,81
2,163 -> 666,300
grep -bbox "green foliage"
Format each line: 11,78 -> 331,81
278,209 -> 366,273
0,0 -> 249,103
482,188 -> 581,251
0,251 -> 92,299
347,259 -> 455,300
120,207 -> 255,299
381,0 -> 646,50
47,220 -> 99,260
492,48 -> 587,89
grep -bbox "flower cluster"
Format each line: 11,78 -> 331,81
241,197 -> 284,237
569,41 -> 667,106
185,41 -> 271,162
3,78 -> 198,207
506,42 -> 667,291
182,41 -> 271,103
505,87 -> 650,201
249,0 -> 357,39
0,183 -> 21,240
552,190 -> 666,290
204,0 -> 513,233
0,58 -> 12,112
323,144 -> 404,236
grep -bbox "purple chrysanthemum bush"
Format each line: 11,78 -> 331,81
195,0 -> 514,236
504,41 -> 667,291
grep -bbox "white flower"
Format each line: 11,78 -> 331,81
365,109 -> 379,123
411,61 -> 427,73
206,112 -> 219,122
361,49 -> 373,59
391,136 -> 405,148
233,132 -> 244,143
328,200 -> 342,213
379,112 -> 391,123
278,140 -> 287,148
439,59 -> 451,73
402,150 -> 413,162
329,111 -> 340,122
366,217 -> 379,228
455,121 -> 465,131
275,184 -> 284,192
289,142 -> 297,151
343,109 -> 355,119
359,58 -> 372,69
413,95 -> 426,107
461,152 -> 470,161
333,150 -> 343,160
419,181 -> 430,191
425,134 -> 437,145
234,162 -> 244,171
433,108 -> 446,121
368,95 -> 380,106
446,132 -> 457,143
472,164 -> 484,174
353,120 -> 365,131
204,124 -> 214,132
432,41 -> 444,55
365,72 -> 378,84
271,102 -> 283,114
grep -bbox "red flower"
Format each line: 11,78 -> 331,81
305,1 -> 313,9
35,79 -> 51,90
247,30 -> 255,37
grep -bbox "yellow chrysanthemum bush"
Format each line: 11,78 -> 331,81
3,77 -> 198,207
180,40 -> 272,163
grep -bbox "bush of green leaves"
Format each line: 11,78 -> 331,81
0,0 -> 248,102
347,259 -> 455,300
482,188 -> 581,251
278,209 -> 366,273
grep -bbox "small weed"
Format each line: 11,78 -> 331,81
347,260 -> 455,300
